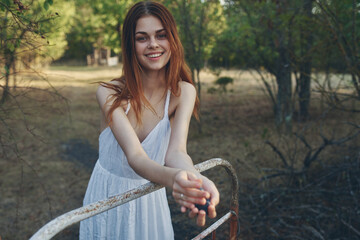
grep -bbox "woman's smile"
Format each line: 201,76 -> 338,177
145,51 -> 164,60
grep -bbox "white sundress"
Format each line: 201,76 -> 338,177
79,90 -> 174,240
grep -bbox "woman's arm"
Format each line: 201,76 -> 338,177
96,84 -> 207,193
165,81 -> 220,226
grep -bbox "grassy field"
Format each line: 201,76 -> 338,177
0,66 -> 359,239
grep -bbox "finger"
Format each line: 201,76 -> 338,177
181,192 -> 208,205
177,192 -> 197,208
181,206 -> 187,213
183,188 -> 209,200
176,171 -> 203,187
196,210 -> 206,226
175,178 -> 202,189
209,188 -> 220,206
173,188 -> 208,203
202,181 -> 219,203
188,207 -> 198,219
176,199 -> 195,210
207,204 -> 217,219
174,191 -> 193,203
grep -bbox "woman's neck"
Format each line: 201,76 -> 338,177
141,68 -> 166,93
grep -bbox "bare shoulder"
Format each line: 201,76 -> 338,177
96,79 -> 123,98
96,79 -> 127,109
169,81 -> 196,117
179,81 -> 196,98
96,84 -> 111,99
171,81 -> 196,104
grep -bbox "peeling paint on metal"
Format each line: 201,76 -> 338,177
29,158 -> 239,240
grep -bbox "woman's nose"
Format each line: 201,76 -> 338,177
148,37 -> 159,49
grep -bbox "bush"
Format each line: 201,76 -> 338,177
214,76 -> 234,92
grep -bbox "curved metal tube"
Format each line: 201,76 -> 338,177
30,158 -> 239,240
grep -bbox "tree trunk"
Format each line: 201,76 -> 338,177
298,0 -> 313,121
12,56 -> 17,90
351,0 -> 360,99
195,68 -> 202,133
275,59 -> 292,133
196,68 -> 201,103
298,62 -> 311,120
274,0 -> 292,133
1,62 -> 11,104
1,11 -> 10,104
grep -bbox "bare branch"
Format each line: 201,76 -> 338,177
265,140 -> 289,168
340,219 -> 360,237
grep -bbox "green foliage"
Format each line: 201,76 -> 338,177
311,0 -> 360,72
0,0 -> 75,65
164,0 -> 225,72
215,76 -> 233,85
214,76 -> 233,92
212,0 -> 359,73
60,0 -> 133,60
40,0 -> 76,62
207,86 -> 217,94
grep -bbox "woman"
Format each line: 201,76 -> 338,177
79,2 -> 219,239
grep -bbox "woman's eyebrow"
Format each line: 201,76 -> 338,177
135,28 -> 166,35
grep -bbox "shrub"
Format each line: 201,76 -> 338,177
214,76 -> 234,92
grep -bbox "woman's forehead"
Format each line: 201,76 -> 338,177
135,15 -> 165,33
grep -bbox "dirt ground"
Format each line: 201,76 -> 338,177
0,66 -> 359,239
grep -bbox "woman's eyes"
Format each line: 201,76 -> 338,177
135,34 -> 167,42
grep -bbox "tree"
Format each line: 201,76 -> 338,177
297,0 -> 313,120
164,0 -> 225,101
0,0 -> 75,102
221,0 -> 299,132
60,0 -> 133,61
214,1 -> 321,129
0,2 -> 75,236
314,0 -> 360,99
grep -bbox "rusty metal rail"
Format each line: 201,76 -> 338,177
30,158 -> 239,240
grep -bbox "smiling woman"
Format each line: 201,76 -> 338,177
78,1 -> 219,240
135,16 -> 171,73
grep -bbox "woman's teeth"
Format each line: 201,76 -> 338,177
147,53 -> 162,58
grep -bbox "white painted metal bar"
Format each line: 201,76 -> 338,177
191,212 -> 233,240
30,158 -> 239,240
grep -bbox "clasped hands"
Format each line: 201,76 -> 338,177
172,170 -> 219,226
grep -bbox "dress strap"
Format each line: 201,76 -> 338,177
164,90 -> 171,117
125,99 -> 131,115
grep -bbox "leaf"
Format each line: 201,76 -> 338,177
44,2 -> 49,11
4,65 -> 9,75
48,0 -> 53,5
3,0 -> 11,7
15,39 -> 21,48
7,43 -> 15,52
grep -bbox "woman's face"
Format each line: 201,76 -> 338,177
135,15 -> 171,73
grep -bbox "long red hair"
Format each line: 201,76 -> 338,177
102,1 -> 199,125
